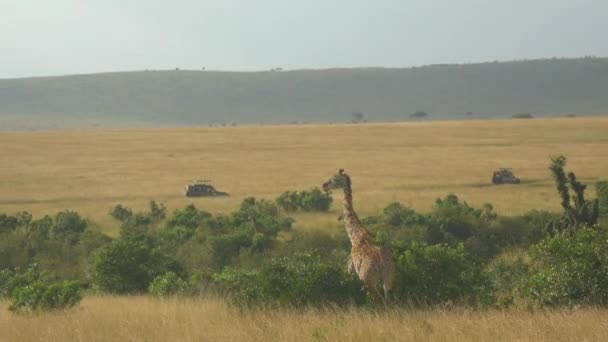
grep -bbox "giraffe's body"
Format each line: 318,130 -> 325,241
323,170 -> 395,304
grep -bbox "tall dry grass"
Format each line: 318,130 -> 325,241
1,117 -> 607,235
1,296 -> 607,342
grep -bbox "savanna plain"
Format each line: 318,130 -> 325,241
1,116 -> 608,341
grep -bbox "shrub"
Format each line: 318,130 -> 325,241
276,191 -> 300,212
234,197 -> 293,236
382,202 -> 426,227
165,204 -> 211,230
27,215 -> 53,239
213,253 -> 366,308
51,211 -> 87,244
428,194 -> 496,245
9,281 -> 82,312
393,242 -> 495,306
525,227 -> 608,307
549,155 -> 599,230
92,239 -> 182,294
276,188 -> 332,212
0,214 -> 19,233
0,264 -> 51,298
149,272 -> 189,297
280,230 -> 349,259
109,204 -> 133,222
597,181 -> 608,217
488,257 -> 529,308
299,188 -> 333,212
520,210 -> 561,237
207,231 -> 253,269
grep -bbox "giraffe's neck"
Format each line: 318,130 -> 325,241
342,174 -> 368,245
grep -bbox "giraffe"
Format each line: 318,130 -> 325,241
323,169 -> 395,304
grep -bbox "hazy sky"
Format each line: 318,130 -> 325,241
1,0 -> 607,78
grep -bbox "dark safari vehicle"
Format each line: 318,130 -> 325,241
491,168 -> 521,184
184,180 -> 229,197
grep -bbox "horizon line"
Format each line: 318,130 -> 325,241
1,55 -> 605,81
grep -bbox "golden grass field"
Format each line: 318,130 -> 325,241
2,117 -> 608,341
2,296 -> 608,342
1,117 -> 608,235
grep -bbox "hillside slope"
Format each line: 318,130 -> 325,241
1,58 -> 607,129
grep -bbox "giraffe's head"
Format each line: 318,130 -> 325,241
322,169 -> 348,192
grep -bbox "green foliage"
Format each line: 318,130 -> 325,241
166,204 -> 212,230
92,239 -> 181,294
279,230 -> 350,260
110,201 -> 168,239
488,257 -> 529,308
109,204 -> 133,222
525,227 -> 608,307
9,281 -> 82,312
276,191 -> 299,212
213,253 -> 366,308
0,214 -> 19,233
393,242 -> 495,306
51,211 -> 87,244
148,272 -> 189,297
0,264 -> 51,298
276,188 -> 332,212
549,156 -> 599,230
382,202 -> 427,227
597,181 -> 608,217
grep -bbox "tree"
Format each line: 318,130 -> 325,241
410,111 -> 429,119
549,156 -> 599,230
351,112 -> 365,123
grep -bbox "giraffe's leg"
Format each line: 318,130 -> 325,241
373,287 -> 385,306
347,255 -> 356,274
382,271 -> 394,305
383,283 -> 391,305
364,279 -> 383,305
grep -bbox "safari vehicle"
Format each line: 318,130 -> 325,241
492,168 -> 521,184
184,180 -> 228,197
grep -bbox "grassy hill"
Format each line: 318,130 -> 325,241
1,57 -> 608,129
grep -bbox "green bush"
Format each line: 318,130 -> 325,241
51,211 -> 87,244
280,230 -> 349,260
299,188 -> 333,212
165,204 -> 211,230
9,280 -> 82,312
428,195 -> 496,244
525,226 -> 608,307
276,188 -> 332,212
0,214 -> 19,233
275,191 -> 300,212
598,181 -> 608,217
393,242 -> 495,306
0,264 -> 51,298
109,204 -> 133,222
149,272 -> 189,297
549,156 -> 599,230
92,239 -> 182,294
213,253 -> 366,308
488,257 -> 529,308
382,202 -> 426,227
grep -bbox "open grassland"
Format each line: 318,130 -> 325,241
1,117 -> 608,235
2,296 -> 608,342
